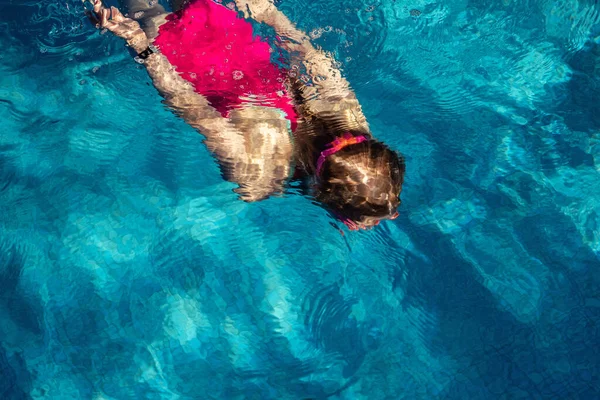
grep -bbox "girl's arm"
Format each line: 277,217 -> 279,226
87,2 -> 235,136
236,0 -> 370,134
87,2 -> 292,200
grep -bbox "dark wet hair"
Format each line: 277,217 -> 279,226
314,138 -> 405,223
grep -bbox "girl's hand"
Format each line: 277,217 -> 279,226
234,0 -> 309,44
85,0 -> 149,53
235,0 -> 275,24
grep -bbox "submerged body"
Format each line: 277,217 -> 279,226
87,0 -> 404,228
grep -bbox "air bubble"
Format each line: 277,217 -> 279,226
190,72 -> 197,79
232,70 -> 244,80
310,28 -> 324,39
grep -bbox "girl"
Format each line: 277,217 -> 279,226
85,0 -> 405,230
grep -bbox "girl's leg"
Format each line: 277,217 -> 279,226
120,0 -> 168,40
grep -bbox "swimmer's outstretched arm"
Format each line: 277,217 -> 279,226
86,1 -> 289,201
236,0 -> 370,133
86,1 -> 245,152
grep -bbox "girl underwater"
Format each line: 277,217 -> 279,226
85,0 -> 405,230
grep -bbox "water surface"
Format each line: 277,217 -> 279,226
0,0 -> 599,398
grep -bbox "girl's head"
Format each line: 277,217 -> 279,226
314,133 -> 405,230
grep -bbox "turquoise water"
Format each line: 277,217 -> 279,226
1,0 -> 599,398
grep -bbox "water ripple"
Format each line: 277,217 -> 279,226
2,0 -> 600,398
542,0 -> 600,55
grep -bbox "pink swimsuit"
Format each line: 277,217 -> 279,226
153,0 -> 298,131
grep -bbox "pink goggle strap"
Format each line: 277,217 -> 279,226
315,133 -> 368,176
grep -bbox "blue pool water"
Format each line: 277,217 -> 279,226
1,0 -> 599,398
